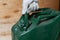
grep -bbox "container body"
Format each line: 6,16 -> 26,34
12,8 -> 60,40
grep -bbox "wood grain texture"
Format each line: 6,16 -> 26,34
39,0 -> 59,10
0,0 -> 22,40
0,0 -> 59,40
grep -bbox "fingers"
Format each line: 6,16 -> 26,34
36,3 -> 39,10
27,2 -> 39,13
22,0 -> 39,14
22,1 -> 28,14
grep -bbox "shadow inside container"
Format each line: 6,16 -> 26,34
57,33 -> 60,40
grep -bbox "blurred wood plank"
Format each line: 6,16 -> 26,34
0,0 -> 22,40
39,0 -> 59,10
0,24 -> 13,40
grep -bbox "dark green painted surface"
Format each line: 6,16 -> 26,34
11,8 -> 60,40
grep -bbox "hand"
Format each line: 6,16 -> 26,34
22,0 -> 39,14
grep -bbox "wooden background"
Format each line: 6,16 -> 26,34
0,0 -> 59,40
